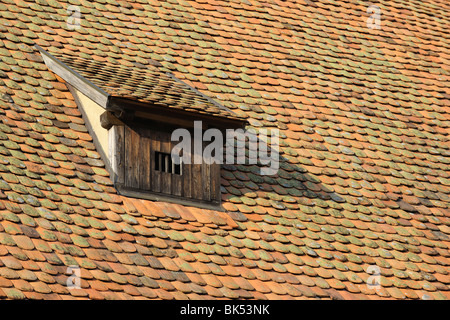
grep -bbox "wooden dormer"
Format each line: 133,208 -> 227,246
102,100 -> 244,209
37,46 -> 246,210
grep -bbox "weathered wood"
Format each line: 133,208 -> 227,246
124,125 -> 132,188
124,126 -> 140,188
150,130 -> 161,193
191,135 -> 203,200
202,140 -> 211,202
210,162 -> 221,202
202,163 -> 211,202
160,131 -> 171,195
100,111 -> 123,130
135,111 -> 202,129
37,45 -> 110,108
108,103 -> 136,122
172,170 -> 182,196
182,157 -> 191,199
191,164 -> 203,200
114,122 -> 221,206
117,186 -> 223,211
138,127 -> 151,190
109,125 -> 125,186
113,97 -> 247,130
171,132 -> 182,196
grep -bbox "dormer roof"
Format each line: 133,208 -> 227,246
37,46 -> 246,127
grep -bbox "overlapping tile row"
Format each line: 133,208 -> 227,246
0,0 -> 448,299
54,52 -> 243,121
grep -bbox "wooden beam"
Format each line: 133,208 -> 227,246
109,125 -> 125,186
116,185 -> 223,211
100,111 -> 124,130
134,110 -> 206,129
35,45 -> 110,108
111,97 -> 247,130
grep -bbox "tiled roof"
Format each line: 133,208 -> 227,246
46,50 -> 244,121
0,0 -> 449,300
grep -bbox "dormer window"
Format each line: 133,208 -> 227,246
106,113 -> 231,207
155,151 -> 182,175
37,46 -> 246,210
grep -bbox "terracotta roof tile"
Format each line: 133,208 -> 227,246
50,52 -> 243,122
0,0 -> 448,300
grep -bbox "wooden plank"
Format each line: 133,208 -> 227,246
117,186 -> 224,211
38,46 -> 110,108
108,125 -> 125,186
124,126 -> 140,188
180,132 -> 193,199
100,111 -> 123,129
182,157 -> 191,199
202,162 -> 211,202
202,138 -> 211,201
132,127 -> 141,189
172,170 -> 182,196
114,97 -> 247,130
171,135 -> 182,197
160,131 -> 171,195
138,127 -> 151,191
123,126 -> 131,187
150,130 -> 161,193
191,136 -> 202,201
191,163 -> 202,200
210,163 -> 220,202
